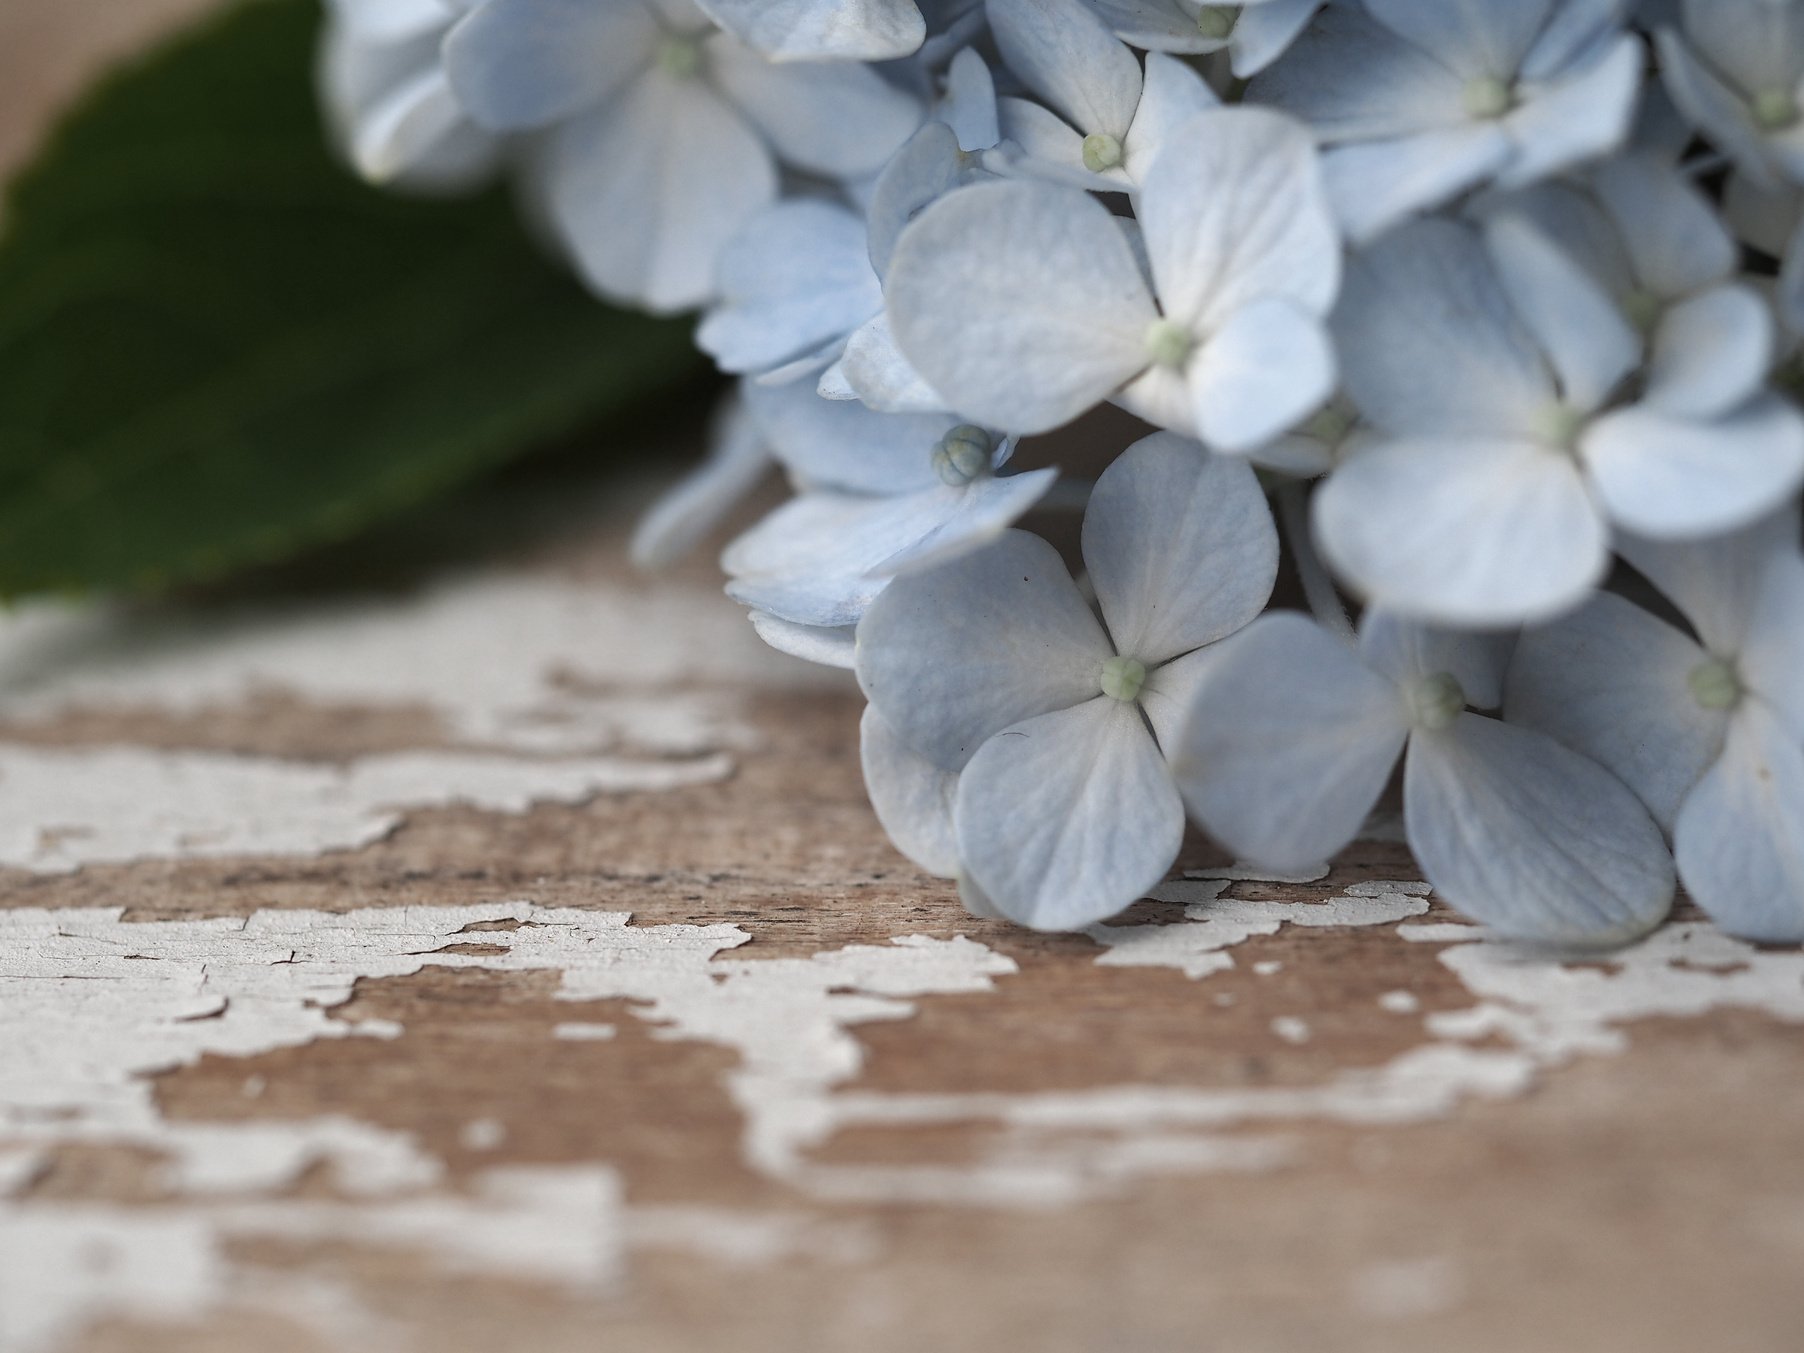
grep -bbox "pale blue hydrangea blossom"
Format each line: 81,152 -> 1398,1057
857,434 -> 1277,927
331,0 -> 1804,947
1507,512 -> 1804,942
1170,610 -> 1676,947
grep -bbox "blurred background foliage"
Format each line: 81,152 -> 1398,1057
0,0 -> 713,600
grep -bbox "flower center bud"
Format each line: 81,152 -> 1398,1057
1410,672 -> 1466,731
1302,404 -> 1353,445
1533,401 -> 1588,452
1622,287 -> 1662,334
1099,655 -> 1148,703
1194,5 -> 1238,39
1752,87 -> 1800,130
931,424 -> 992,486
1081,132 -> 1124,174
1687,657 -> 1743,710
1143,318 -> 1193,369
1463,75 -> 1514,119
657,34 -> 704,79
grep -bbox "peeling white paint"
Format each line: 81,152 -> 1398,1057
0,568 -> 848,876
6,886 -> 1804,1348
1088,879 -> 1432,980
552,1022 -> 618,1041
0,745 -> 733,873
624,1206 -> 880,1266
1271,1016 -> 1311,1044
0,902 -> 1013,1350
0,571 -> 831,752
1378,990 -> 1420,1014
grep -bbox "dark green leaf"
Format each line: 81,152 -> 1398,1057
0,0 -> 704,597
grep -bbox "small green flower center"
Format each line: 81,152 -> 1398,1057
1144,318 -> 1194,370
1463,75 -> 1514,119
1533,401 -> 1588,452
1687,657 -> 1743,710
1081,131 -> 1124,174
1410,672 -> 1466,732
1302,404 -> 1353,445
1194,5 -> 1238,39
657,35 -> 704,79
1752,86 -> 1800,131
1622,287 -> 1662,334
931,425 -> 992,487
1100,655 -> 1148,703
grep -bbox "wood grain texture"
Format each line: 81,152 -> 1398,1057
4,9 -> 1804,1353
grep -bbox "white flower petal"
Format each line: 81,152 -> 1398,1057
861,704 -> 961,876
631,390 -> 772,569
1365,0 -> 1553,80
987,0 -> 1144,137
1120,51 -> 1221,183
1323,124 -> 1515,246
871,469 -> 1060,575
1332,219 -> 1551,436
1674,703 -> 1804,943
1405,715 -> 1675,946
443,0 -> 654,130
711,37 -> 922,178
1482,212 -> 1640,412
1656,28 -> 1777,187
1617,507 -> 1800,655
1136,643 -> 1219,754
1582,395 -> 1804,539
1743,550 -> 1804,743
855,529 -> 1114,768
1591,152 -> 1737,299
1082,433 -> 1279,664
955,698 -> 1185,930
547,76 -> 776,313
1230,0 -> 1325,78
1505,591 -> 1725,830
1643,283 -> 1775,420
1314,435 -> 1607,626
994,97 -> 1117,190
1495,34 -> 1643,190
886,179 -> 1156,434
942,46 -> 1001,151
1173,612 -> 1409,874
867,122 -> 968,279
1083,0 -> 1224,55
1137,106 -> 1340,330
1188,299 -> 1336,454
749,611 -> 857,669
1520,0 -> 1627,79
1249,3 -> 1468,141
1358,611 -> 1513,710
697,0 -> 926,61
743,380 -> 947,494
837,314 -> 950,413
697,200 -> 881,376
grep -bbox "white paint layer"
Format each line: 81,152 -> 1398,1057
0,745 -> 731,873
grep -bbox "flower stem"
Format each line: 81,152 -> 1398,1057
1278,481 -> 1356,645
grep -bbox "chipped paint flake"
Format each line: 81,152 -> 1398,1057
1089,879 -> 1432,980
0,745 -> 732,873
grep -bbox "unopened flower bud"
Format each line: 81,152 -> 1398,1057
1099,654 -> 1148,702
1143,318 -> 1193,370
1687,657 -> 1742,710
1082,132 -> 1124,174
1410,672 -> 1466,731
932,425 -> 993,486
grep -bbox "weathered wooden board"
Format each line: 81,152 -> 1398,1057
4,12 -> 1804,1353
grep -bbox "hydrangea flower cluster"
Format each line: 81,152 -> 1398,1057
324,0 -> 1804,948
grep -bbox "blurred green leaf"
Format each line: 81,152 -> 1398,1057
0,0 -> 704,597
